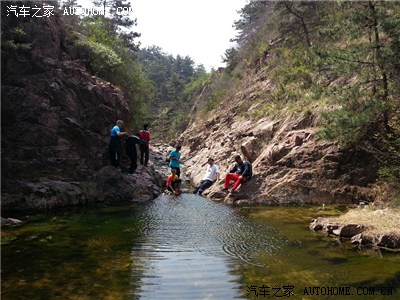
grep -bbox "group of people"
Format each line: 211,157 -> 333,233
109,120 -> 253,196
193,154 -> 252,196
108,120 -> 151,175
165,148 -> 253,197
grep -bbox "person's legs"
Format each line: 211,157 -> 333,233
231,176 -> 248,191
224,173 -> 239,189
198,180 -> 213,195
115,151 -> 121,168
171,179 -> 181,190
128,154 -> 137,174
193,181 -> 202,194
170,167 -> 181,178
144,145 -> 149,166
139,144 -> 145,165
109,149 -> 117,167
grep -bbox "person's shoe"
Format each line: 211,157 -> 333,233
221,188 -> 228,192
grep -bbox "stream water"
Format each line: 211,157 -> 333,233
1,194 -> 399,299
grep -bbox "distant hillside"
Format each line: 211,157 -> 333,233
136,46 -> 206,140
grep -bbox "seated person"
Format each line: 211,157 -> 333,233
222,155 -> 252,193
165,168 -> 182,195
193,157 -> 220,196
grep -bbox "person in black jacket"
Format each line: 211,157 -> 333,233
125,134 -> 140,174
222,155 -> 252,193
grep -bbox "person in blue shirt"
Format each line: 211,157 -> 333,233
109,120 -> 128,169
168,144 -> 182,178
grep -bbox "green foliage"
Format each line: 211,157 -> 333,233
313,2 -> 400,151
317,106 -> 376,147
137,46 -> 206,140
73,16 -> 151,128
198,72 -> 239,115
1,26 -> 31,52
378,166 -> 400,186
76,39 -> 122,77
183,72 -> 210,98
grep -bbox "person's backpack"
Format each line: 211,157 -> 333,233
138,130 -> 149,146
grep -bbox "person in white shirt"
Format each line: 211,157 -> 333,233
193,158 -> 220,196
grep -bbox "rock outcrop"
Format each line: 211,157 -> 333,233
309,217 -> 400,250
1,4 -> 162,211
180,72 -> 378,205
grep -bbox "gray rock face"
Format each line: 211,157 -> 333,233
1,9 -> 161,211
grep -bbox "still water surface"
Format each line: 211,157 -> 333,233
2,194 -> 399,299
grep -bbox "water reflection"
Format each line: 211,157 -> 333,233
1,196 -> 399,300
129,194 -> 287,299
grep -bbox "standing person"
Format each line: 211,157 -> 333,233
168,144 -> 182,178
193,158 -> 220,196
138,124 -> 150,166
109,120 -> 128,169
165,168 -> 182,196
125,133 -> 140,175
222,155 -> 252,193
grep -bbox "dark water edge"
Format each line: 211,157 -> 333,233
1,194 -> 399,300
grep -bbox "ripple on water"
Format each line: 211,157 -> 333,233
129,194 -> 288,298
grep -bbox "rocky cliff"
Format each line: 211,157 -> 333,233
1,5 -> 162,211
181,71 -> 379,205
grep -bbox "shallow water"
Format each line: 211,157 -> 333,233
1,194 -> 399,299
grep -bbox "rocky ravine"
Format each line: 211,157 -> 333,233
180,73 -> 380,205
1,8 -> 162,211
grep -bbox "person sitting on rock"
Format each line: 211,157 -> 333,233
165,168 -> 182,196
193,157 -> 220,196
222,155 -> 252,194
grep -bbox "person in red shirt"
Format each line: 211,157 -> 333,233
165,168 -> 182,196
138,124 -> 151,166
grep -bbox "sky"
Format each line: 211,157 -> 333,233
76,0 -> 249,70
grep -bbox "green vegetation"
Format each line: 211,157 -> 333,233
182,1 -> 400,205
60,0 -> 151,129
137,46 -> 207,139
1,26 -> 31,51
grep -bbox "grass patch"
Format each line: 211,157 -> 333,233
331,207 -> 400,236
